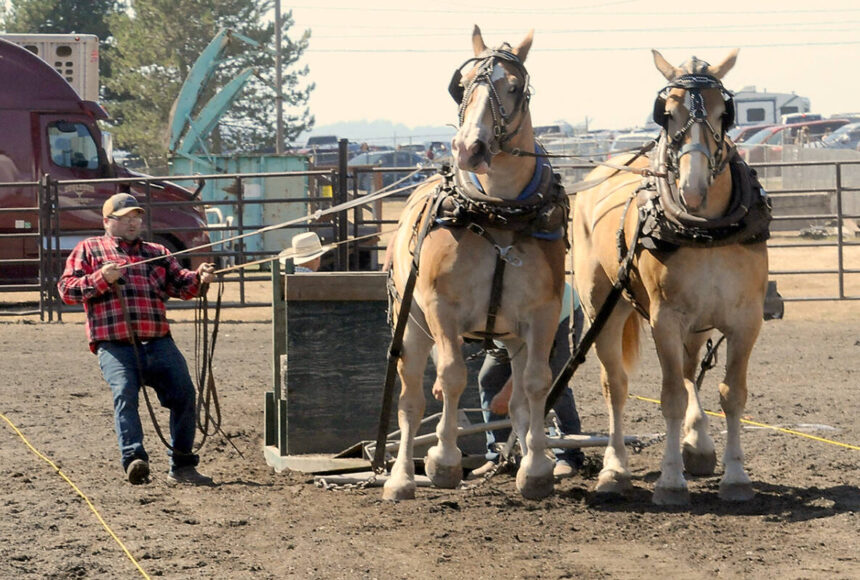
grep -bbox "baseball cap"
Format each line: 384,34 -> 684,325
102,193 -> 144,218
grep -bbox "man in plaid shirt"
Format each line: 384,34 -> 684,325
58,193 -> 216,486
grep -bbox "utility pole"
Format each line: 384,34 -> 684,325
274,1 -> 284,153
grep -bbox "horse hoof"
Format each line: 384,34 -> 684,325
382,479 -> 416,501
682,446 -> 717,476
516,470 -> 554,500
595,470 -> 632,495
652,485 -> 690,506
425,457 -> 462,489
719,481 -> 755,502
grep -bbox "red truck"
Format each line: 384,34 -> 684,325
0,37 -> 209,285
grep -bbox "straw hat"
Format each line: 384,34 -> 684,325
291,232 -> 328,265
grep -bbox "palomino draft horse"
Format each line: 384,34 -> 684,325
382,26 -> 569,501
573,50 -> 771,505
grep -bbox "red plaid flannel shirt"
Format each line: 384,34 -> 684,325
58,235 -> 202,352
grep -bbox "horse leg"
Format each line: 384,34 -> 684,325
424,328 -> 467,489
651,317 -> 691,506
681,332 -> 718,476
513,313 -> 557,500
593,310 -> 637,496
718,325 -> 760,501
505,337 -> 528,450
382,324 -> 433,501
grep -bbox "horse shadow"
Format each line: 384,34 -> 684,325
558,472 -> 859,520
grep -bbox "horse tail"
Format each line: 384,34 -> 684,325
621,312 -> 642,373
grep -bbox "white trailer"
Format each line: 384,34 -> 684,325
0,33 -> 99,101
733,85 -> 811,126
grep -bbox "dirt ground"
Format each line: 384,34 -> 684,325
1,289 -> 859,579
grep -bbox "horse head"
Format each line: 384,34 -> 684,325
450,26 -> 534,175
652,49 -> 738,215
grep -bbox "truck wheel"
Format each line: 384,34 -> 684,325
153,236 -> 191,269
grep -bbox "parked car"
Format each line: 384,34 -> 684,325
298,135 -> 360,166
534,121 -> 576,140
728,123 -> 775,144
426,141 -> 452,162
738,119 -> 851,162
348,150 -> 431,192
820,122 -> 860,150
780,112 -> 822,125
607,130 -> 659,159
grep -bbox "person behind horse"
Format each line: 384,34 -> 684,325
57,193 -> 216,486
469,282 -> 586,480
289,231 -> 330,272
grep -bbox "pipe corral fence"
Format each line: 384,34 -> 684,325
1,144 -> 859,319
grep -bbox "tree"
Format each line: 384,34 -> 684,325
3,0 -> 125,84
105,0 -> 314,168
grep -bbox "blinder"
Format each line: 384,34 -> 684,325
447,48 -> 530,109
652,74 -> 735,133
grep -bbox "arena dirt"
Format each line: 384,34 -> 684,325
1,301 -> 858,579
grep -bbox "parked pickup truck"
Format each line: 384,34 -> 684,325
0,37 -> 209,284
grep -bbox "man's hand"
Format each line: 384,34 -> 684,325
100,262 -> 123,285
197,263 -> 216,285
489,378 -> 514,415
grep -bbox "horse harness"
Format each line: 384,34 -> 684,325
390,162 -> 569,349
375,162 -> 569,471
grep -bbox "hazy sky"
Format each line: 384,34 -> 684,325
289,0 -> 859,132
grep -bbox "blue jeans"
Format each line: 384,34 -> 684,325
477,310 -> 585,467
97,336 -> 199,471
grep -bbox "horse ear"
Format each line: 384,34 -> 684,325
708,48 -> 740,80
514,29 -> 534,62
472,25 -> 486,56
652,49 -> 680,81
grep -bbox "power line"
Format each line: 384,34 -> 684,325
307,39 -> 860,53
310,21 -> 860,39
291,4 -> 860,17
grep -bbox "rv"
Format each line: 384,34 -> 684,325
0,37 -> 209,285
732,86 -> 811,126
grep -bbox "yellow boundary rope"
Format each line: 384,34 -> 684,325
0,413 -> 151,579
631,395 -> 860,451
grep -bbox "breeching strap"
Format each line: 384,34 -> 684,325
372,186 -> 449,473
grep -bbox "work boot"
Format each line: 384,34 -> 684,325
168,466 -> 214,486
553,459 -> 578,480
466,460 -> 498,481
126,459 -> 150,485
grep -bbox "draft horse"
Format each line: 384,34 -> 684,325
382,26 -> 569,501
573,50 -> 771,505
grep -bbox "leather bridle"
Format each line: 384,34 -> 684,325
655,74 -> 734,185
448,46 -> 531,155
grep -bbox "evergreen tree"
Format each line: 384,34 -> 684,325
105,0 -> 313,167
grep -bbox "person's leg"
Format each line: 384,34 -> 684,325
97,343 -> 149,471
549,317 -> 585,468
477,349 -> 512,461
141,337 -> 199,470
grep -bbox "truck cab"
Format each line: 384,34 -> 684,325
0,38 -> 209,284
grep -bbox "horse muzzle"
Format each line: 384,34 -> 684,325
452,135 -> 492,174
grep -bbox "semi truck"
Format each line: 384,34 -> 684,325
0,37 -> 209,285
